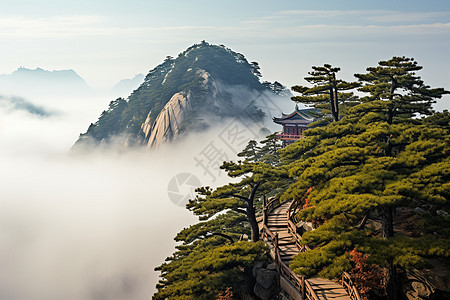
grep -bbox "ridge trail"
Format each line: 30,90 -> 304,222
263,200 -> 353,300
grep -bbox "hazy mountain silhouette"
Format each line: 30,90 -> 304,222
0,94 -> 52,117
0,67 -> 90,97
111,74 -> 145,97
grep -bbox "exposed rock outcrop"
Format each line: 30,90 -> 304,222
142,91 -> 193,149
253,262 -> 280,300
400,265 -> 450,300
140,68 -> 250,148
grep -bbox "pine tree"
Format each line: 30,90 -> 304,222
291,64 -> 359,121
283,57 -> 449,300
187,159 -> 288,242
354,56 -> 449,125
237,139 -> 261,162
353,56 -> 449,238
154,240 -> 266,299
154,137 -> 288,298
259,132 -> 282,166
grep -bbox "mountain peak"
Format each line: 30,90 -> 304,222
74,42 -> 289,150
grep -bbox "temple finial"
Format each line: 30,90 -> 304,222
295,103 -> 299,111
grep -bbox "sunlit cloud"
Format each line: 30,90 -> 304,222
2,9 -> 449,41
0,15 -> 106,37
1,9 -> 448,94
365,11 -> 450,23
250,9 -> 450,25
0,15 -> 214,39
1,11 -> 449,45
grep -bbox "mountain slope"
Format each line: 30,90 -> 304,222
74,41 -> 289,149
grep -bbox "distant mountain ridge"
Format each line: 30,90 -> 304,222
74,41 -> 290,149
10,67 -> 85,81
0,67 -> 90,96
112,74 -> 145,97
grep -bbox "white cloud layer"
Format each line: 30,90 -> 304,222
0,88 -> 265,299
1,9 -> 449,40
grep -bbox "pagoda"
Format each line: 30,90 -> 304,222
273,105 -> 317,147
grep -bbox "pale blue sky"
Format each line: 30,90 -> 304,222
1,0 -> 449,109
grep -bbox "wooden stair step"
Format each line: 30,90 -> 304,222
267,223 -> 288,227
278,241 -> 296,246
280,252 -> 298,257
280,246 -> 297,250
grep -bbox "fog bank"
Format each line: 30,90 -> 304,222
0,97 -> 230,300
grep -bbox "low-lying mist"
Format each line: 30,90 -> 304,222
0,88 -> 289,299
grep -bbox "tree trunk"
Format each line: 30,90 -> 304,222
332,74 -> 339,121
381,206 -> 394,239
387,80 -> 396,125
382,207 -> 398,299
384,79 -> 399,300
329,86 -> 338,122
386,259 -> 399,300
247,206 -> 259,242
247,183 -> 261,242
333,90 -> 339,121
386,135 -> 393,157
387,107 -> 394,125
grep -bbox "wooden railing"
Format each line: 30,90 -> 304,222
276,133 -> 306,141
287,198 -> 303,249
262,196 -> 282,225
261,197 -> 362,300
260,198 -> 319,300
277,248 -> 319,300
341,272 -> 362,300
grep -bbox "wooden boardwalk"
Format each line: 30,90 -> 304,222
266,200 -> 350,300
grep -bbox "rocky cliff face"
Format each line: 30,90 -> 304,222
141,68 -> 226,148
142,91 -> 193,148
74,41 -> 291,150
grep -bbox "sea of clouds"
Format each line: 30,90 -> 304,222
0,84 -> 292,300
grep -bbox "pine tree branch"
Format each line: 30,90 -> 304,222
355,213 -> 369,230
232,208 -> 247,215
226,193 -> 249,201
209,232 -> 234,243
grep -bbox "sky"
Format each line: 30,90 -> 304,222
1,0 -> 449,110
0,1 -> 450,299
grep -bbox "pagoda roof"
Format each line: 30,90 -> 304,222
273,107 -> 317,125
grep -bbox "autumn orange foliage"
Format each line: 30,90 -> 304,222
302,187 -> 314,209
216,287 -> 233,300
302,198 -> 312,209
349,250 -> 384,298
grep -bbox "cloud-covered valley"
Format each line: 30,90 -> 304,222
0,91 -> 260,299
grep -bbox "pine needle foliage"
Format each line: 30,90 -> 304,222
285,57 -> 449,299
